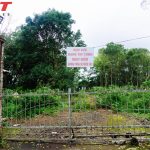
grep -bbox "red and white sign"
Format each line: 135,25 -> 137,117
67,47 -> 94,67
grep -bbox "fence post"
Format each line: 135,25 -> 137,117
68,88 -> 72,140
0,36 -> 4,127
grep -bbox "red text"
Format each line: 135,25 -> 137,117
0,2 -> 12,11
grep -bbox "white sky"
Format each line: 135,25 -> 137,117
1,0 -> 150,51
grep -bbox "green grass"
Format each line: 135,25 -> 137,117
93,86 -> 150,120
2,87 -> 62,119
2,86 -> 150,122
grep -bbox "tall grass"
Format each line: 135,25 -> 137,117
92,86 -> 150,120
2,86 -> 150,120
2,87 -> 62,118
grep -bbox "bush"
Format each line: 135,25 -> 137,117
142,80 -> 150,88
92,86 -> 150,119
72,90 -> 96,111
2,87 -> 61,118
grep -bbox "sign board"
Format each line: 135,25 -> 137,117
67,47 -> 94,67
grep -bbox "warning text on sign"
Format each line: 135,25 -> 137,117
67,47 -> 94,67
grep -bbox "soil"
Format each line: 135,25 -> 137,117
2,142 -> 150,150
2,109 -> 150,147
7,109 -> 145,127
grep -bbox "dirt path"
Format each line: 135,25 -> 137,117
2,109 -> 150,146
8,109 -> 145,127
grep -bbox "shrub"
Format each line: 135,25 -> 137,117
92,86 -> 150,118
2,87 -> 61,118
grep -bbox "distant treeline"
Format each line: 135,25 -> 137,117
94,42 -> 150,87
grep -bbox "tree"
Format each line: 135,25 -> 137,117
94,42 -> 126,86
125,48 -> 150,86
4,9 -> 86,89
94,42 -> 150,87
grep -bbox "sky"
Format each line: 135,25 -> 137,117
1,0 -> 150,52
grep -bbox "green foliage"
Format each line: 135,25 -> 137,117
93,86 -> 150,118
142,80 -> 150,88
2,85 -> 150,122
94,43 -> 150,87
4,9 -> 85,90
72,91 -> 96,111
2,87 -> 62,118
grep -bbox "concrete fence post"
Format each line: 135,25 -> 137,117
0,36 -> 4,127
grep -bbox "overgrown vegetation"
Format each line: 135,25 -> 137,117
2,86 -> 150,122
2,9 -> 150,126
94,43 -> 150,87
2,87 -> 62,119
92,86 -> 150,120
4,9 -> 85,90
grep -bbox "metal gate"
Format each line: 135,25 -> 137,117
1,88 -> 150,144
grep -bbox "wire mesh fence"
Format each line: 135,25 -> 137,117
1,88 -> 150,142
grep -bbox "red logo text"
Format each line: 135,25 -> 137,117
0,2 -> 12,11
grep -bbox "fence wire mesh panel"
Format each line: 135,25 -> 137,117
1,88 -> 150,142
71,90 -> 150,142
2,90 -> 71,141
